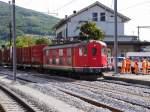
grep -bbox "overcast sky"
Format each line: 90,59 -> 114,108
1,0 -> 150,41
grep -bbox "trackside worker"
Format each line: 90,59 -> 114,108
142,57 -> 148,75
126,57 -> 131,74
121,58 -> 126,74
133,58 -> 138,75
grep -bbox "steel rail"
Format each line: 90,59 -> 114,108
59,89 -> 122,112
0,83 -> 36,112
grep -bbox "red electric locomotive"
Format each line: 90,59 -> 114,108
43,40 -> 107,78
0,40 -> 107,79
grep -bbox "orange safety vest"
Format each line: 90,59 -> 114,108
134,61 -> 138,70
146,60 -> 149,68
126,59 -> 131,67
142,60 -> 147,68
122,59 -> 126,67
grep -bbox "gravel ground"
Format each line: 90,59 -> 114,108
46,81 -> 150,112
0,69 -> 111,112
0,68 -> 150,112
17,72 -> 150,112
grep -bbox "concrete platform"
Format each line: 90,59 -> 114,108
103,72 -> 150,86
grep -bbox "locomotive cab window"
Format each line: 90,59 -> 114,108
79,46 -> 87,56
92,48 -> 97,56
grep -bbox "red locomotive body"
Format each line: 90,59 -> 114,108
0,40 -> 107,78
43,40 -> 107,75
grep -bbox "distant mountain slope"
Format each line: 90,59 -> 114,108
0,1 -> 60,39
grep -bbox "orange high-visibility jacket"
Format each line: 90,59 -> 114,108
122,59 -> 126,67
142,60 -> 147,68
126,59 -> 131,67
134,61 -> 138,70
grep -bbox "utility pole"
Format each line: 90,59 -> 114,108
12,0 -> 16,81
114,0 -> 118,74
9,1 -> 12,46
137,26 -> 140,40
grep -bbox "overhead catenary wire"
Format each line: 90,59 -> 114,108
111,0 -> 114,9
120,0 -> 150,11
52,0 -> 79,12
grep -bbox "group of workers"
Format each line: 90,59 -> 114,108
121,57 -> 149,75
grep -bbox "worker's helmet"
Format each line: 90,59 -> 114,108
126,57 -> 130,59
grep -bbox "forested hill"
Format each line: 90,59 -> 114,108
0,1 -> 60,39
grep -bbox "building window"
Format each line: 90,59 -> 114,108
57,32 -> 63,39
92,12 -> 98,21
100,13 -> 105,21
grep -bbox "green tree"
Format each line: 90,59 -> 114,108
16,36 -> 35,47
79,22 -> 104,41
35,37 -> 52,45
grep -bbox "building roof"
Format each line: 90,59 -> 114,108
53,1 -> 131,29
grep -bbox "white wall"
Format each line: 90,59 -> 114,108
56,24 -> 67,38
108,45 -> 135,57
56,5 -> 125,37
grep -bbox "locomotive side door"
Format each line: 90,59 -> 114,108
88,43 -> 100,67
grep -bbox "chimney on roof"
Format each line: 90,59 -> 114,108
65,15 -> 68,18
73,10 -> 76,14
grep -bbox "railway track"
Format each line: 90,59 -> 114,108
28,74 -> 150,111
70,82 -> 150,109
0,71 -> 123,111
0,83 -> 40,112
16,74 -> 150,111
59,89 -> 122,112
99,79 -> 150,89
1,69 -> 150,111
11,76 -> 122,112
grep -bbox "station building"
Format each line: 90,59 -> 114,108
53,1 -> 150,57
